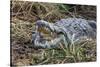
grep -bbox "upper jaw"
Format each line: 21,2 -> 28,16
36,20 -> 55,32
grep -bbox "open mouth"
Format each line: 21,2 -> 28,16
35,25 -> 57,41
32,24 -> 65,48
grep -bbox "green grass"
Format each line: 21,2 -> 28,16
30,40 -> 96,65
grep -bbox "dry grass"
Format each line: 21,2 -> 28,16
10,1 -> 96,66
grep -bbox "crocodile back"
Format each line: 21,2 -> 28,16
54,18 -> 96,41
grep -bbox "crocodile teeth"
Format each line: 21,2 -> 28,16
45,27 -> 49,31
35,26 -> 38,32
50,32 -> 52,35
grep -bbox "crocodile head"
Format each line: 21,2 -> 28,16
35,20 -> 58,40
32,20 -> 66,48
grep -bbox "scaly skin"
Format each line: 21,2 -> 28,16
32,18 -> 96,48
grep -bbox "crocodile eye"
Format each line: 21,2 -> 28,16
74,26 -> 77,30
32,31 -> 36,34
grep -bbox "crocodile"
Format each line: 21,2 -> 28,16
32,18 -> 96,49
